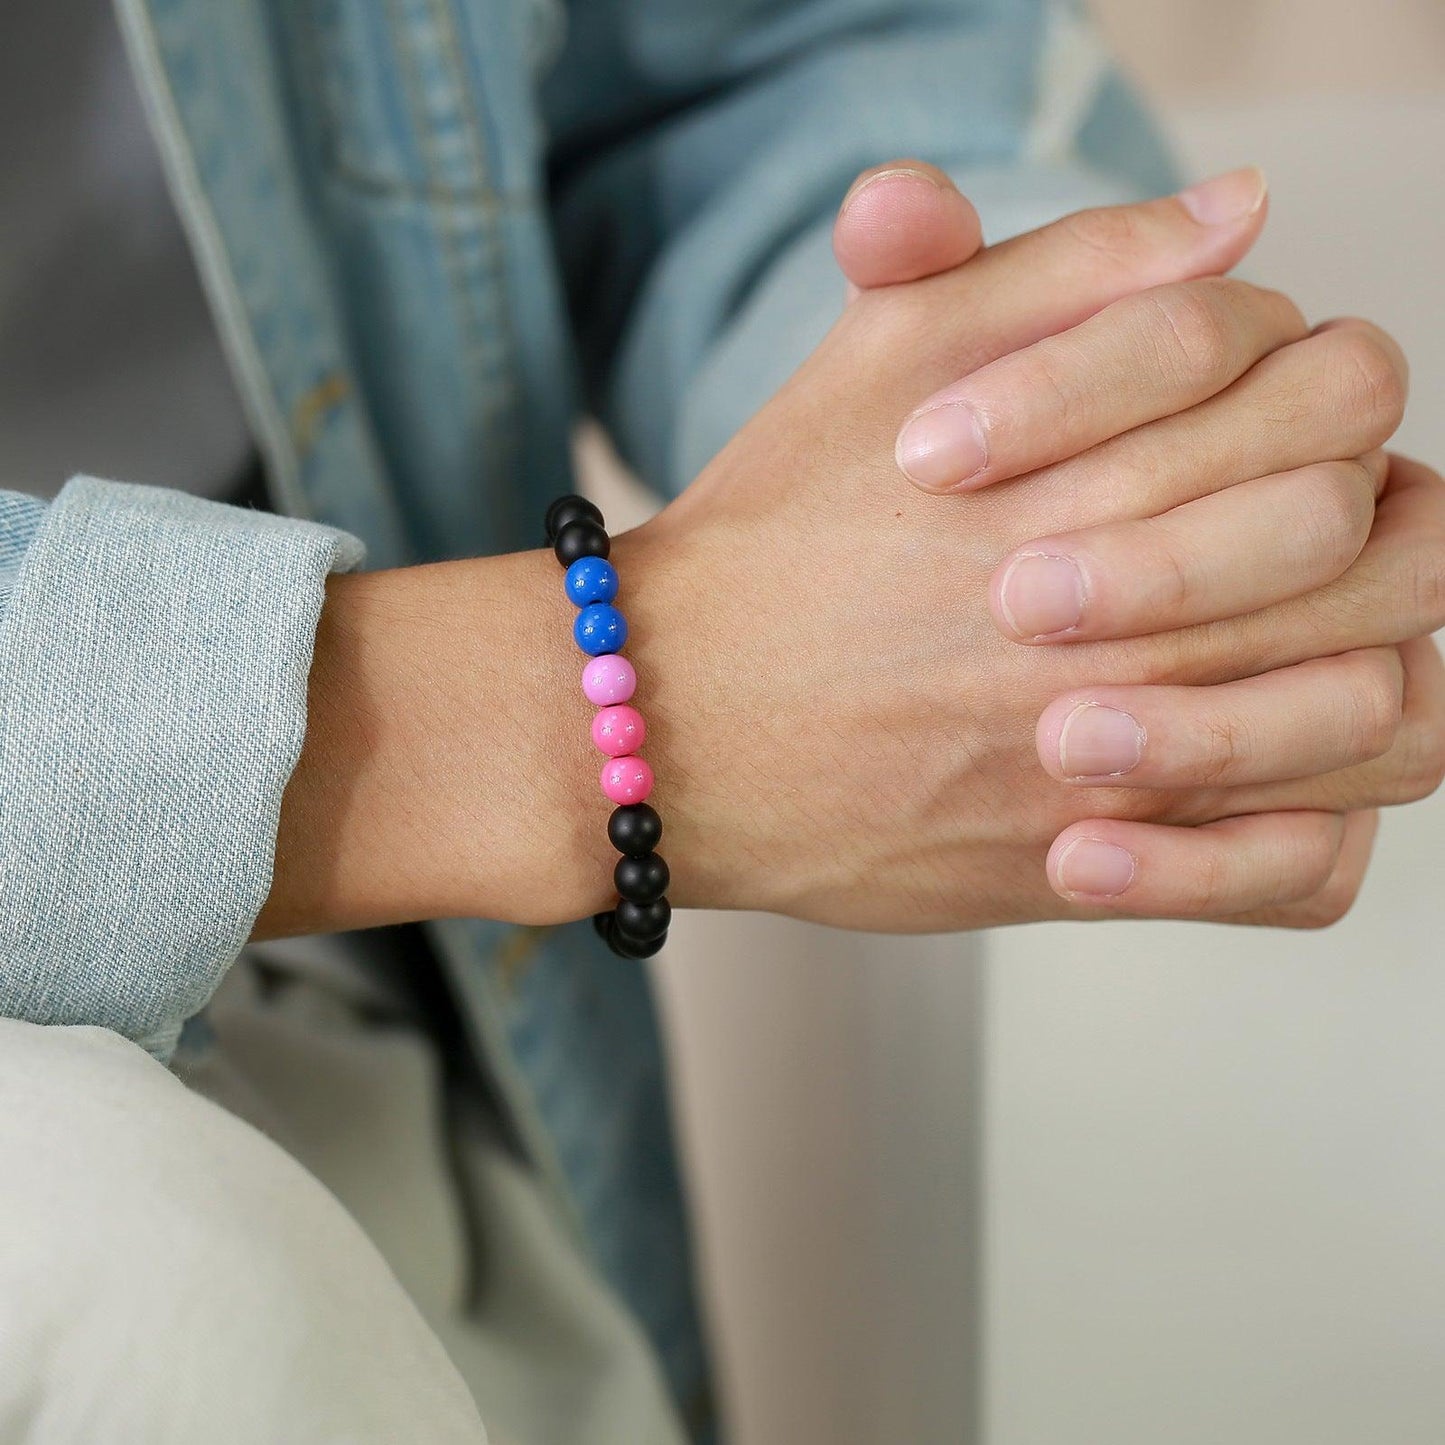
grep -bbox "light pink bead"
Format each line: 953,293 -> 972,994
601,755 -> 654,805
582,654 -> 636,706
592,704 -> 646,757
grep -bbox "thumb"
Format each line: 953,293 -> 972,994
833,161 -> 983,298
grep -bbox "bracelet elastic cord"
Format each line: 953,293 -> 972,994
546,494 -> 671,959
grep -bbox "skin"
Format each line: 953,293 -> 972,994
255,167 -> 1445,940
841,162 -> 1441,925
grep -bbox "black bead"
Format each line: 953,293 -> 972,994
553,520 -> 610,567
545,494 -> 604,542
616,896 -> 672,941
614,851 -> 669,905
606,918 -> 669,959
607,803 -> 663,857
592,910 -> 614,941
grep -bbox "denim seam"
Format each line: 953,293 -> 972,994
322,161 -> 539,208
380,0 -> 524,538
432,0 -> 525,539
383,0 -> 475,305
384,0 -> 489,339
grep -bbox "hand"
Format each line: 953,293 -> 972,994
834,161 -> 1443,926
260,176 -> 1445,941
612,180 -> 1445,932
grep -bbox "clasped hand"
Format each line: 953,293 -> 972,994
262,165 -> 1445,942
617,163 -> 1445,931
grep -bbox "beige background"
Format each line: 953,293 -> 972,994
1093,0 -> 1445,97
632,7 -> 1445,1445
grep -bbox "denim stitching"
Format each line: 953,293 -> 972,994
427,0 -> 524,535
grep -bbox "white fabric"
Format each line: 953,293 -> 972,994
181,947 -> 690,1445
0,943 -> 684,1444
0,1016 -> 490,1445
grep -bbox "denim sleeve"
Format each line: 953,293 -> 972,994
0,477 -> 363,1060
544,0 -> 1181,493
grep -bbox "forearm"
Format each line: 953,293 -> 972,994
255,549 -> 617,938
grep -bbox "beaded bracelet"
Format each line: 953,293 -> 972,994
545,494 -> 671,959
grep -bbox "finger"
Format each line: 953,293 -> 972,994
993,456 -> 1382,643
853,167 -> 1270,400
1313,314 -> 1411,398
1036,649 -> 1403,789
1014,317 -> 1408,535
1215,635 -> 1445,816
1225,810 -> 1379,930
1048,810 -> 1347,918
1110,639 -> 1442,828
1140,455 -> 1445,686
833,162 -> 983,294
897,277 -> 1306,492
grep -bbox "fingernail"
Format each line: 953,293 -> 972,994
998,554 -> 1085,639
896,403 -> 988,490
1058,703 -> 1145,779
1056,839 -> 1137,898
1176,165 -> 1267,226
841,165 -> 942,213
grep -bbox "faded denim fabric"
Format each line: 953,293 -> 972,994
0,0 -> 1179,1435
0,493 -> 47,609
0,479 -> 361,1060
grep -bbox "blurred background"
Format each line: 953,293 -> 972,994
638,5 -> 1445,1443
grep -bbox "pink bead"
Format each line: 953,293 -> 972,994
601,755 -> 654,805
592,704 -> 646,757
582,654 -> 636,706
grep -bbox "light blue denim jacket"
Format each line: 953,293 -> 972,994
0,0 -> 1174,1432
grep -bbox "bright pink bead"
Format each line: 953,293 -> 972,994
582,654 -> 636,706
592,704 -> 646,757
601,755 -> 654,805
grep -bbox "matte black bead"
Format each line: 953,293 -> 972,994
592,910 -> 615,941
616,896 -> 671,941
620,930 -> 668,959
545,494 -> 604,541
606,918 -> 668,959
553,520 -> 610,567
614,851 -> 669,905
607,803 -> 663,857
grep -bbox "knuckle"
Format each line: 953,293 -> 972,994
1300,463 -> 1376,572
1253,283 -> 1309,337
1407,537 -> 1445,633
1135,515 -> 1197,616
1297,822 -> 1347,900
1288,872 -> 1362,930
1347,652 -> 1405,761
1197,712 -> 1249,786
1175,848 -> 1229,917
1400,454 -> 1445,490
1140,283 -> 1234,386
1059,204 -> 1149,267
1022,346 -> 1084,433
1392,720 -> 1445,804
1328,329 -> 1408,435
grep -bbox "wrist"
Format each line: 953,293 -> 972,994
606,515 -> 776,918
257,548 -> 614,938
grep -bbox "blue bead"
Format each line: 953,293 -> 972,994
574,603 -> 628,656
564,556 -> 619,607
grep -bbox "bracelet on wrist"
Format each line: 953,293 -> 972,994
545,494 -> 671,959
